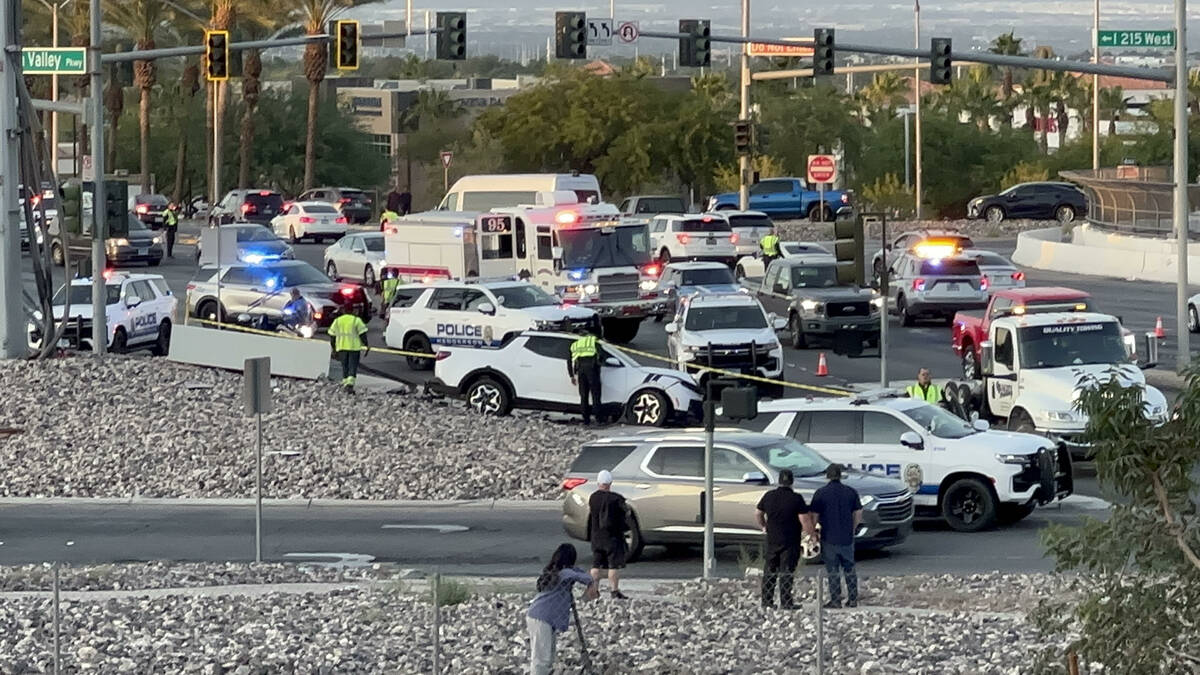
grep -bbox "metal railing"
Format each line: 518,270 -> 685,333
1060,168 -> 1200,239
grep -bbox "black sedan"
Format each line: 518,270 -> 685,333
107,215 -> 165,267
966,182 -> 1087,224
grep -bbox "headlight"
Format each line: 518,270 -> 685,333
582,284 -> 598,295
995,453 -> 1034,465
800,299 -> 823,313
639,279 -> 657,291
33,310 -> 43,321
1039,410 -> 1080,423
152,235 -> 163,244
870,297 -> 884,308
859,494 -> 876,507
110,238 -> 129,247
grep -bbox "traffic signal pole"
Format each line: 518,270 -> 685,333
0,0 -> 24,358
1173,0 -> 1189,370
737,0 -> 750,211
89,0 -> 106,357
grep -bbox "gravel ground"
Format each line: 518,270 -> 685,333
0,562 -> 405,593
772,217 -> 1059,244
0,357 -> 591,501
0,565 -> 1072,673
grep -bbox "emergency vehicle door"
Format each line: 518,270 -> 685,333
477,214 -> 518,279
515,335 -> 582,404
986,327 -> 1017,417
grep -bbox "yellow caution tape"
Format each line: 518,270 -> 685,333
188,317 -> 434,359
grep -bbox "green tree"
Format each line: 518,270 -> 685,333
757,84 -> 862,179
989,31 -> 1025,126
858,72 -> 909,123
236,0 -> 291,188
1098,86 -> 1130,137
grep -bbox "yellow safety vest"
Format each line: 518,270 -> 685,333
907,383 -> 942,403
570,335 -> 597,362
381,210 -> 399,224
164,209 -> 178,227
329,314 -> 367,352
760,234 -> 780,256
381,277 -> 399,304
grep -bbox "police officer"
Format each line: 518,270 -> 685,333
328,307 -> 369,391
379,269 -> 399,318
906,367 -> 942,404
759,225 -> 780,269
163,201 -> 179,258
568,325 -> 603,426
380,207 -> 400,233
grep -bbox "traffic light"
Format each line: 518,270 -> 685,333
436,11 -> 466,60
104,181 -> 129,236
733,120 -> 752,156
813,28 -> 834,76
833,213 -> 864,286
204,30 -> 229,81
930,37 -> 952,85
679,19 -> 711,68
59,181 -> 82,236
335,19 -> 360,70
555,11 -> 586,59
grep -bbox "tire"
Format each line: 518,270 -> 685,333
1188,304 -> 1199,333
1008,408 -> 1037,435
404,333 -> 434,370
997,503 -> 1035,524
149,257 -> 161,267
601,318 -> 641,344
111,327 -> 128,354
363,265 -> 376,289
940,478 -> 997,532
626,389 -> 670,426
624,514 -> 645,563
961,348 -> 978,380
289,226 -> 300,244
326,261 -> 339,281
51,241 -> 64,266
196,300 -> 224,324
150,320 -> 172,356
897,295 -> 915,327
466,376 -> 512,416
985,206 -> 1005,224
808,204 -> 833,223
1054,205 -> 1076,224
789,313 -> 807,349
735,264 -> 746,280
714,204 -> 735,211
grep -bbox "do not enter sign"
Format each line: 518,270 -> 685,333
807,154 -> 837,184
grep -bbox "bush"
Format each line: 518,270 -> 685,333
1000,162 -> 1050,189
860,173 -> 914,219
433,577 -> 472,607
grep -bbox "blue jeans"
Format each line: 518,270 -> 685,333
822,543 -> 857,603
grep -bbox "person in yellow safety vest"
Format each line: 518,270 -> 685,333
328,308 -> 369,390
568,325 -> 604,426
906,368 -> 942,404
379,269 -> 399,318
380,209 -> 400,233
760,226 -> 781,269
163,202 -> 179,258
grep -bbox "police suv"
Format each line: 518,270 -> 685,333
757,391 -> 1073,532
383,279 -> 598,370
665,293 -> 787,388
28,272 -> 177,355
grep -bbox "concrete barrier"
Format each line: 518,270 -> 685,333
168,323 -> 331,379
1012,225 -> 1200,285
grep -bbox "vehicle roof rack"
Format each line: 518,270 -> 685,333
849,387 -> 906,405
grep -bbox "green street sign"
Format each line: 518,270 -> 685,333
1097,30 -> 1175,49
21,47 -> 87,74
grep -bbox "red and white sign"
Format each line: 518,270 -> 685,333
440,151 -> 453,168
617,21 -> 639,44
748,38 -> 814,57
807,154 -> 837,184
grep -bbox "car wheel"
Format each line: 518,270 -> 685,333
807,204 -> 828,222
1188,304 -> 1199,333
404,333 -> 434,370
1055,205 -> 1076,223
289,226 -> 300,244
801,529 -> 822,564
941,478 -> 997,532
997,502 -> 1035,524
1008,408 -> 1037,435
961,348 -> 978,380
789,313 -> 807,349
363,265 -> 376,289
149,256 -> 161,267
735,264 -> 746,280
150,320 -> 172,356
624,514 -> 645,563
326,261 -> 339,281
985,206 -> 1005,224
626,389 -> 670,426
601,317 -> 641,344
196,300 -> 224,325
111,327 -> 128,354
51,241 -> 64,266
897,295 -> 915,327
466,376 -> 512,416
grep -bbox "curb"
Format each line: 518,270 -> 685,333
0,496 -> 563,509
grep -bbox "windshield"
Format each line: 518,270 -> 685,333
632,197 -> 684,214
54,284 -> 120,306
727,214 -> 773,230
493,284 -> 559,308
559,225 -> 652,268
305,204 -> 339,214
1018,322 -> 1128,368
970,252 -> 1011,267
137,194 -> 168,206
791,265 -> 838,288
680,218 -> 730,233
234,226 -> 278,242
245,193 -> 283,210
684,305 -> 767,331
746,438 -> 830,478
363,236 -> 385,252
461,191 -> 538,211
680,268 -> 736,286
900,404 -> 977,439
273,263 -> 331,286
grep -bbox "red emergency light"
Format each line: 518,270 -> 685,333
555,211 -> 578,225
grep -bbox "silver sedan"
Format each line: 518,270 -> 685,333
323,232 -> 386,288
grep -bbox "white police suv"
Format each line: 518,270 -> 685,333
383,279 -> 598,370
665,293 -> 786,386
758,391 -> 1073,532
28,272 -> 177,355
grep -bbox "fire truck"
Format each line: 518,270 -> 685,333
383,191 -> 670,343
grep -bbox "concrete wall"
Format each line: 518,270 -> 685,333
168,324 -> 331,380
1012,225 -> 1200,285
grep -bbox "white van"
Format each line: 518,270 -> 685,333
436,173 -> 602,213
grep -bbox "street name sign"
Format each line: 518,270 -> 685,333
22,47 -> 87,74
1097,30 -> 1175,48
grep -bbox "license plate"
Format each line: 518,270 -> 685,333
706,238 -> 715,245
138,247 -> 148,255
947,282 -> 960,291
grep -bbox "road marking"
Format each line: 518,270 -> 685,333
382,524 -> 469,534
282,552 -> 376,569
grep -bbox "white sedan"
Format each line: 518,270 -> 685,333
734,241 -> 833,280
1188,292 -> 1200,333
964,249 -> 1025,292
271,201 -> 348,243
324,232 -> 385,287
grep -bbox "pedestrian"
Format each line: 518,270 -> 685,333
379,268 -> 399,317
759,225 -> 780,269
568,325 -> 604,425
379,207 -> 401,233
526,543 -> 599,675
398,185 -> 412,215
755,468 -> 814,609
327,308 -> 368,391
163,201 -> 179,258
809,463 -> 862,608
906,367 -> 942,404
588,469 -> 631,600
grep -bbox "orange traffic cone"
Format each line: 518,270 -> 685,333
1155,316 -> 1166,339
816,352 -> 829,377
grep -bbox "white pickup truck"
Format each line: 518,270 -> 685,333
945,311 -> 1168,456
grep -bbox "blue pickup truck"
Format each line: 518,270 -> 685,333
707,177 -> 851,221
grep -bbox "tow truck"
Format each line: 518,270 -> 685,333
383,192 -> 670,343
944,312 -> 1167,458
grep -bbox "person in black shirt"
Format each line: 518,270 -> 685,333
587,470 -> 631,600
809,464 -> 863,608
755,469 -> 814,609
385,183 -> 413,216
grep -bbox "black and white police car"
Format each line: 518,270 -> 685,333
28,272 -> 177,354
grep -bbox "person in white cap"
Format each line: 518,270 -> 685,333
587,469 -> 631,599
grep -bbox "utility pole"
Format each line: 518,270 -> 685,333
1092,0 -> 1100,170
406,0 -> 412,38
737,0 -> 750,211
1174,0 -> 1190,370
89,0 -> 106,356
1,0 -> 26,358
211,81 -> 222,207
913,0 -> 923,220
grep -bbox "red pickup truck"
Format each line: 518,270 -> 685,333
952,287 -> 1097,379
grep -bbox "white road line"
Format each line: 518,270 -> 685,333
381,524 -> 469,533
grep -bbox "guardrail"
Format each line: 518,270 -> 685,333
1060,168 -> 1200,239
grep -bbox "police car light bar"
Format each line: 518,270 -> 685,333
913,240 -> 960,259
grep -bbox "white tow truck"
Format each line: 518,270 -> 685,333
945,311 -> 1168,456
384,192 -> 671,343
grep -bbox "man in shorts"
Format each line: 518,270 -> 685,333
588,469 -> 631,599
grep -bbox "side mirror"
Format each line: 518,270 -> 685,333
972,419 -> 990,432
603,357 -> 621,367
885,243 -> 892,251
477,302 -> 496,316
551,246 -> 563,260
899,431 -> 925,450
771,314 -> 787,330
236,313 -> 253,324
979,341 -> 995,377
742,471 -> 769,485
664,322 -> 678,334
125,295 -> 141,308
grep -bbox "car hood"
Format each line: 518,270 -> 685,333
679,284 -> 743,296
51,303 -> 97,321
971,194 -> 997,203
237,239 -> 290,253
1019,363 -> 1150,405
681,327 -> 778,347
125,230 -> 158,244
790,287 -> 873,302
519,304 -> 597,321
792,469 -> 906,495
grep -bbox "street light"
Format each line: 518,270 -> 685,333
36,0 -> 73,173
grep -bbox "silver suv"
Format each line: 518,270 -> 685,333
560,429 -> 913,562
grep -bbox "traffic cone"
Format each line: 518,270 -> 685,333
816,352 -> 829,377
1155,316 -> 1166,339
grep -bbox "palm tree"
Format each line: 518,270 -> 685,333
106,0 -> 174,194
1019,80 -> 1055,154
398,89 -> 464,186
1098,86 -> 1130,137
103,65 -> 123,169
861,72 -> 909,119
989,31 -> 1024,127
237,0 -> 293,188
1187,69 -> 1200,115
61,0 -> 91,171
172,62 -> 201,202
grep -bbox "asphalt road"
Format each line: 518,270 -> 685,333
0,501 -> 1103,576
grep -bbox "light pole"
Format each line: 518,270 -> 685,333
1174,0 -> 1190,370
37,0 -> 74,175
737,0 -> 750,211
913,0 -> 923,220
1092,0 -> 1100,170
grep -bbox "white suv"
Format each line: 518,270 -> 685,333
383,279 -> 597,370
649,214 -> 737,266
430,331 -> 703,426
757,392 -> 1074,532
665,293 -> 786,386
28,272 -> 178,355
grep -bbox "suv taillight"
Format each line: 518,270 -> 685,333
729,232 -> 739,244
435,350 -> 452,361
562,477 -> 587,490
980,276 -> 990,291
911,278 -> 926,292
676,233 -> 690,245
